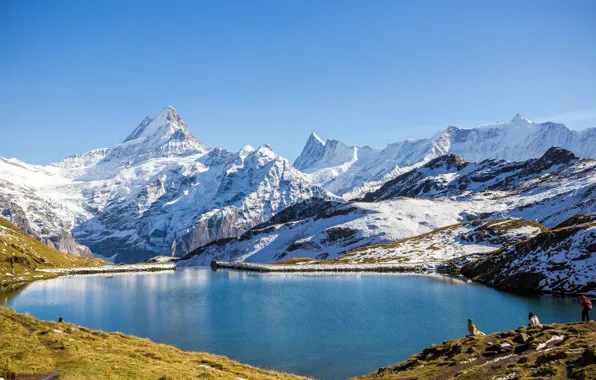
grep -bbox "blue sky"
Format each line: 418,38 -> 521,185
1,0 -> 595,164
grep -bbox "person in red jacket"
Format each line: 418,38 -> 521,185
580,295 -> 592,322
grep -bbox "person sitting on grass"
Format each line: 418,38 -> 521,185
467,319 -> 485,336
528,312 -> 542,328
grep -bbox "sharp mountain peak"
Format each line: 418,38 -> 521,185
511,113 -> 533,126
123,106 -> 195,144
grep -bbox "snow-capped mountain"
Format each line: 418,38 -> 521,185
2,109 -> 595,264
0,106 -> 331,263
295,115 -> 596,198
178,148 -> 596,266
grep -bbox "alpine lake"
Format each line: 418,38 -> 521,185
2,267 -> 580,379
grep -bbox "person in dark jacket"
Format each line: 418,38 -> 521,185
580,296 -> 592,322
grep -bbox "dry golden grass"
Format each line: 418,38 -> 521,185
0,306 -> 309,380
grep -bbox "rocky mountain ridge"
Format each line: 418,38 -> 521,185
295,115 -> 596,198
0,217 -> 104,287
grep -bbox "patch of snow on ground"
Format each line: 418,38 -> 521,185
536,335 -> 565,351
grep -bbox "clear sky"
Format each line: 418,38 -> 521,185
1,0 -> 595,164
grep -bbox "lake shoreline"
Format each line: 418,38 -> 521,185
36,262 -> 176,275
4,302 -> 593,379
1,263 -> 176,293
210,260 -> 453,273
355,321 -> 596,379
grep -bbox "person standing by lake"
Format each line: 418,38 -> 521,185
580,296 -> 592,322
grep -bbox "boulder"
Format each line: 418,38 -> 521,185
513,333 -> 530,344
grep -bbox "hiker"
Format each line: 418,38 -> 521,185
467,319 -> 485,336
528,312 -> 542,328
58,317 -> 64,323
580,295 -> 592,322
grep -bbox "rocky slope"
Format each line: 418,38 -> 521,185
355,322 -> 596,380
461,214 -> 596,296
178,148 -> 595,266
0,107 -> 331,263
295,115 -> 596,198
0,218 -> 104,287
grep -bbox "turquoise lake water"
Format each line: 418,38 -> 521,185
2,268 -> 581,379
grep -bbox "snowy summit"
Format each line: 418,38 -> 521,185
0,106 -> 331,262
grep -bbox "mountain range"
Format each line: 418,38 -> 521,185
178,147 -> 596,266
1,107 -> 594,263
295,114 -> 596,198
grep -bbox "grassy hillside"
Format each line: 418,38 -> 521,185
0,217 -> 104,287
0,306 -> 307,380
355,322 -> 596,380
